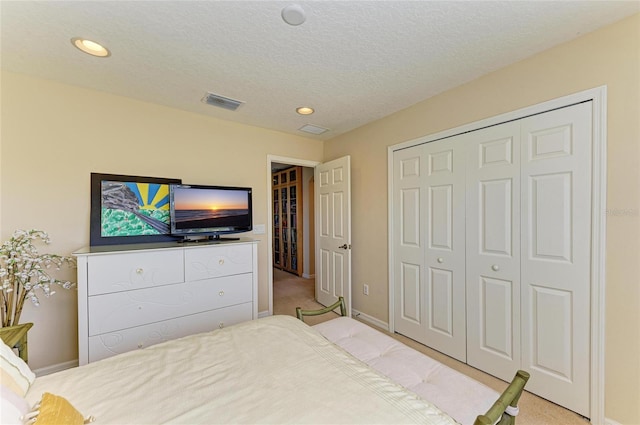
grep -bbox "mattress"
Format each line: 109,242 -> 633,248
26,316 -> 458,424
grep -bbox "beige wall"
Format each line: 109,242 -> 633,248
324,14 -> 640,424
0,72 -> 323,369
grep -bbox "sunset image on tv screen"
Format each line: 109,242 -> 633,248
173,187 -> 249,230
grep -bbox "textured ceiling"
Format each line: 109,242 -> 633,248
1,1 -> 638,140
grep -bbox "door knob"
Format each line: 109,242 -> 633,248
437,257 -> 444,263
338,244 -> 349,249
491,264 -> 500,271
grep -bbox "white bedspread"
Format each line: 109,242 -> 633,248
27,316 -> 457,424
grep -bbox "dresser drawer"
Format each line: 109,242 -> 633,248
87,249 -> 184,296
88,302 -> 253,363
184,244 -> 253,281
88,273 -> 252,336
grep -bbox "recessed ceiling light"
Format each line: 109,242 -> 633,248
296,107 -> 314,115
71,38 -> 110,57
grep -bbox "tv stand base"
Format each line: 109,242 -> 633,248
178,235 -> 241,243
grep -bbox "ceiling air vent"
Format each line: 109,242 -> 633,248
299,124 -> 329,135
201,92 -> 244,111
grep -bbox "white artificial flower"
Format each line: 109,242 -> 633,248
0,229 -> 76,326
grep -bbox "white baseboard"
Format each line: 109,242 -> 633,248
302,273 -> 315,279
604,418 -> 622,425
351,309 -> 389,331
34,359 -> 78,377
258,310 -> 271,318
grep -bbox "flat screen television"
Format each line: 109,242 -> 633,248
169,184 -> 252,241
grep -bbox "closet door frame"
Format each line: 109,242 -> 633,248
387,86 -> 607,424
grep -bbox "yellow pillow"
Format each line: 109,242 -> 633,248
24,393 -> 94,425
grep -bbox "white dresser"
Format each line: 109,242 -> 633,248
74,239 -> 258,365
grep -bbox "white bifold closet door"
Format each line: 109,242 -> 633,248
519,103 -> 591,415
392,102 -> 592,417
465,103 -> 591,416
392,139 -> 466,362
464,120 -> 522,380
392,147 -> 425,344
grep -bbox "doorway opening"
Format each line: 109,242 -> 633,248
266,156 -> 320,317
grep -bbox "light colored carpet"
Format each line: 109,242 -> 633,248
272,268 -> 589,425
273,268 -> 340,326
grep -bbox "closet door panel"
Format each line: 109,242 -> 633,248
423,139 -> 466,362
428,267 -> 454,335
393,148 -> 426,340
529,173 -> 572,262
401,187 -> 421,246
398,187 -> 422,324
520,102 -> 591,416
400,263 -> 421,323
429,185 -> 453,250
465,122 -> 521,380
479,276 -> 514,358
480,179 -> 513,256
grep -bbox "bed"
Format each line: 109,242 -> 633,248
3,314 -> 528,425
6,316 -> 458,425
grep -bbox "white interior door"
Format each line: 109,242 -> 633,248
465,121 -> 522,380
315,156 -> 352,315
520,102 -> 592,416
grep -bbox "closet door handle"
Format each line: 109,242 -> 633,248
437,257 -> 444,263
491,264 -> 500,272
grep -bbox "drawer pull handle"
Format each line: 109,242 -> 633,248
218,322 -> 224,329
136,268 -> 143,274
219,259 -> 225,265
219,290 -> 224,297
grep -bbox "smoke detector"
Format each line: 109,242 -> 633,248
282,4 -> 306,26
201,92 -> 244,111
